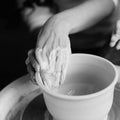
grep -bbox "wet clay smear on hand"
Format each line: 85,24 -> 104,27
36,47 -> 71,90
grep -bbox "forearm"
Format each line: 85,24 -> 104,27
54,0 -> 115,34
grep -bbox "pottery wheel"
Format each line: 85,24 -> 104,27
22,94 -> 53,120
21,94 -> 120,120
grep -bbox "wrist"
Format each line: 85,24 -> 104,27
49,14 -> 71,35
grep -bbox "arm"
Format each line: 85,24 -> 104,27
35,0 -> 115,73
52,0 -> 115,34
36,0 -> 115,49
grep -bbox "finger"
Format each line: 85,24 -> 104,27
42,45 -> 49,66
35,48 -> 45,67
26,49 -> 40,71
62,35 -> 71,54
35,48 -> 49,70
53,38 -> 58,49
55,49 -> 62,72
49,49 -> 56,73
42,32 -> 57,73
60,64 -> 65,84
61,49 -> 70,83
110,35 -> 117,47
41,34 -> 54,66
35,48 -> 42,64
35,72 -> 44,87
40,71 -> 52,88
36,28 -> 48,49
116,40 -> 120,50
35,28 -> 49,65
66,36 -> 72,54
55,49 -> 63,84
43,32 -> 55,58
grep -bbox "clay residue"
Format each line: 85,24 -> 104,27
35,47 -> 71,89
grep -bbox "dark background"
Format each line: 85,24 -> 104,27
0,0 -> 36,90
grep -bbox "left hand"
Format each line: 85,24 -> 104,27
35,15 -> 71,67
35,15 -> 71,87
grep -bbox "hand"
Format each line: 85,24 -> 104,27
35,16 -> 71,87
35,15 -> 71,64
